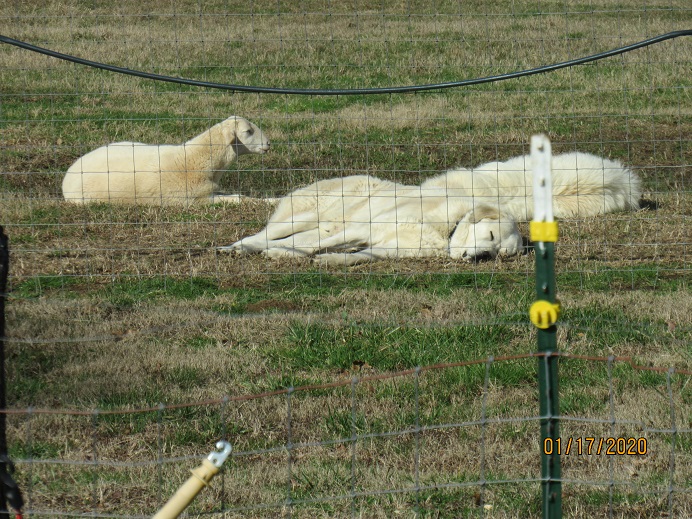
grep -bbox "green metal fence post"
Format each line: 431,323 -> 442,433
529,136 -> 562,519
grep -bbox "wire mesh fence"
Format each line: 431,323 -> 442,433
4,354 -> 690,518
1,3 -> 689,288
0,1 -> 690,517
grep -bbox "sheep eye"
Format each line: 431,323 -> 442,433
489,231 -> 495,241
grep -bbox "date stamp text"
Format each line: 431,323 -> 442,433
543,437 -> 647,456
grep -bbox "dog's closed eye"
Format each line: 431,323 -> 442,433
490,230 -> 495,241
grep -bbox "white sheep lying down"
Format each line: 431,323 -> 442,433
62,116 -> 270,205
220,175 -> 523,266
422,151 -> 641,220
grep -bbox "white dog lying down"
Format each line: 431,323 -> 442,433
220,175 -> 522,265
222,151 -> 640,265
422,151 -> 641,220
62,116 -> 270,205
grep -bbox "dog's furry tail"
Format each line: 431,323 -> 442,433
551,153 -> 642,217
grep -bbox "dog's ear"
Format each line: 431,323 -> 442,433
466,205 -> 502,224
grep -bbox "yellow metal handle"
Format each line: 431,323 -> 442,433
152,459 -> 219,519
153,441 -> 231,519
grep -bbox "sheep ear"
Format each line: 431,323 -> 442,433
221,119 -> 239,145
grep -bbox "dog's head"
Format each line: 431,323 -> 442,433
221,116 -> 271,156
449,206 -> 522,262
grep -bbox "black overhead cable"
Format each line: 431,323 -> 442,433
0,30 -> 690,95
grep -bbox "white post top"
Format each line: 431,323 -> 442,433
531,134 -> 554,223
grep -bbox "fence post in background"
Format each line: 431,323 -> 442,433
0,228 -> 24,517
528,136 -> 562,518
0,227 -> 9,515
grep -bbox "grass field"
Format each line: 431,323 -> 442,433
0,1 -> 690,517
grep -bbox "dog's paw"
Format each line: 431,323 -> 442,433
217,241 -> 246,254
313,252 -> 354,266
211,194 -> 244,204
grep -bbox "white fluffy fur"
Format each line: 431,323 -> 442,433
220,175 -> 522,265
421,152 -> 641,220
62,116 -> 270,205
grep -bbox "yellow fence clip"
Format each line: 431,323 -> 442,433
529,220 -> 559,243
529,300 -> 561,329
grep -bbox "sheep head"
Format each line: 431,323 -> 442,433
221,116 -> 271,157
449,206 -> 522,262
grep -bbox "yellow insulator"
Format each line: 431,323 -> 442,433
530,300 -> 561,329
530,221 -> 559,243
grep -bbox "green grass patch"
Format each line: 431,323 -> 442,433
269,271 -> 533,294
10,440 -> 63,460
559,266 -> 688,292
97,409 -> 158,436
324,409 -> 368,438
167,366 -> 208,390
105,276 -> 220,307
413,477 -> 542,518
673,433 -> 692,455
563,305 -> 658,346
279,322 -> 518,372
580,488 -> 650,507
96,388 -> 168,411
182,336 -> 217,350
7,344 -> 72,404
12,275 -> 84,298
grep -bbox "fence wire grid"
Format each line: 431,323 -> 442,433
5,354 -> 691,518
0,1 -> 690,518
